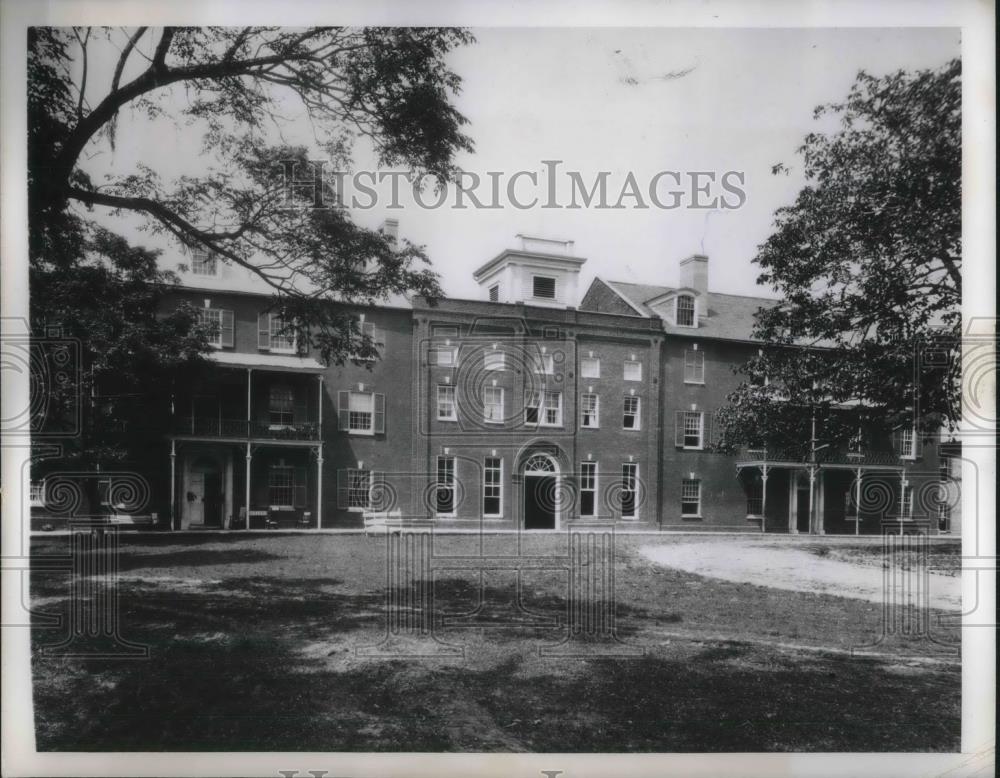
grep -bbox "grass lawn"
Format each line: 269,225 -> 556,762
30,533 -> 960,752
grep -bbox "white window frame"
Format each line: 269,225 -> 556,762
532,275 -> 557,300
437,385 -> 457,421
483,386 -> 505,424
483,457 -> 503,517
346,468 -> 372,512
621,463 -> 638,519
540,391 -> 563,427
198,308 -> 224,348
675,295 -> 696,327
580,393 -> 599,428
683,411 -> 704,450
268,384 -> 295,429
532,353 -> 555,375
848,428 -> 864,457
29,480 -> 45,508
900,425 -> 917,459
580,462 -> 598,517
483,350 -> 506,371
580,357 -> 601,379
524,391 -> 540,425
684,349 -> 705,384
430,345 -> 458,366
348,391 -> 375,435
681,478 -> 702,518
436,456 -> 456,517
191,247 -> 218,276
900,485 -> 914,518
624,360 -> 642,382
623,396 -> 641,430
268,314 -> 296,354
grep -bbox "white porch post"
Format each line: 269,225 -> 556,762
807,466 -> 817,535
246,368 -> 252,436
316,376 -> 324,529
760,464 -> 768,534
855,467 -> 863,536
900,470 -> 906,536
244,442 -> 252,532
169,439 -> 177,531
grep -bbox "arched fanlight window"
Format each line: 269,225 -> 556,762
524,454 -> 557,473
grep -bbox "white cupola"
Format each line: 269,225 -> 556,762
472,235 -> 586,308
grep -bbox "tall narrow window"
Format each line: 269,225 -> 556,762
676,295 -> 696,326
621,463 -> 638,518
483,457 -> 502,516
269,464 -> 295,508
542,391 -> 562,426
580,393 -> 599,428
437,385 -> 457,421
623,396 -> 640,430
347,468 -> 371,510
624,360 -> 642,381
900,426 -> 916,458
681,479 -> 701,517
268,385 -> 294,427
525,391 -> 540,424
684,349 -> 705,383
680,411 -> 704,449
532,276 -> 556,299
436,456 -> 456,515
900,485 -> 913,518
483,386 -> 504,423
848,428 -> 864,457
580,462 -> 597,516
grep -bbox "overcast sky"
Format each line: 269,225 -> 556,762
79,26 -> 960,302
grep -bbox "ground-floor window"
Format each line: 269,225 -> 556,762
681,478 -> 701,517
621,463 -> 637,518
580,462 -> 597,516
436,456 -> 456,515
483,457 -> 502,516
269,464 -> 294,508
346,468 -> 371,510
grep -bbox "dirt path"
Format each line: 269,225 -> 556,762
638,541 -> 961,610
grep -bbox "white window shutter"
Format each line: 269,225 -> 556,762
221,310 -> 235,347
674,411 -> 684,447
374,393 -> 386,434
258,312 -> 271,350
337,391 -> 350,430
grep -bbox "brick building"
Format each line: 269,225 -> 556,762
31,234 -> 950,535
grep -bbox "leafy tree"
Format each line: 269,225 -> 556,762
717,59 -> 961,457
29,27 -> 473,494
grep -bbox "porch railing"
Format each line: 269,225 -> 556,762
173,417 -> 320,440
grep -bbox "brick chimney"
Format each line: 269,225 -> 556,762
679,254 -> 708,296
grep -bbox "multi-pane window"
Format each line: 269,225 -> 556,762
682,411 -> 704,449
483,457 -> 502,516
484,350 -> 505,371
900,485 -> 913,518
580,357 -> 601,378
684,349 -> 705,383
268,385 -> 294,427
676,295 -> 696,326
347,469 -> 371,510
542,391 -> 562,426
269,315 -> 296,353
430,346 -> 457,366
532,353 -> 555,375
580,393 -> 599,428
624,360 -> 642,381
532,276 -> 556,299
348,392 -> 374,432
191,248 -> 218,276
525,391 -> 540,424
681,479 -> 701,517
436,456 -> 456,515
437,385 -> 457,420
269,464 -> 294,508
29,481 -> 45,507
580,462 -> 597,516
623,396 -> 640,430
900,426 -> 916,458
351,319 -> 383,361
848,429 -> 863,456
197,308 -> 233,348
621,463 -> 638,518
483,386 -> 504,423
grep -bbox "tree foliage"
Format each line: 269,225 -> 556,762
717,59 -> 961,455
29,26 -> 474,466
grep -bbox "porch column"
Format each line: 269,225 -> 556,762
854,467 -> 863,536
760,464 -> 768,534
816,470 -> 825,535
246,368 -> 253,437
316,376 -> 324,529
807,466 -> 817,534
788,472 -> 797,534
169,439 -> 177,531
899,470 -> 906,535
244,441 -> 252,532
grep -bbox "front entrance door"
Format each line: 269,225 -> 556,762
186,455 -> 222,528
524,475 -> 556,530
796,480 -> 811,533
203,471 -> 222,527
187,471 -> 205,525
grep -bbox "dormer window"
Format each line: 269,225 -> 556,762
532,276 -> 556,300
191,247 -> 218,276
676,294 -> 696,327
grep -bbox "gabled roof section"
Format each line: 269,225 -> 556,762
585,278 -> 781,343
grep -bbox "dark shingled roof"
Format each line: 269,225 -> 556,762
598,279 -> 782,343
